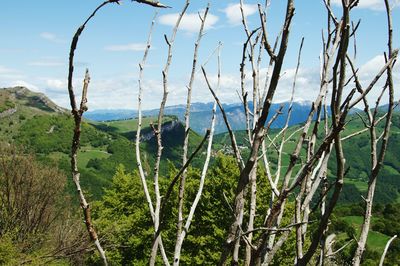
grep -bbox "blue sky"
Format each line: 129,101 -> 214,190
0,0 -> 399,109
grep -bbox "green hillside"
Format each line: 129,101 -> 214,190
0,87 -> 204,198
213,113 -> 400,204
0,86 -> 66,142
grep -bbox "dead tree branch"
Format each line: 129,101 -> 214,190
202,66 -> 245,170
353,0 -> 397,264
218,1 -> 295,264
177,4 -> 209,251
132,0 -> 170,8
379,235 -> 397,266
173,42 -> 220,266
69,69 -> 108,265
67,1 -> 130,264
150,129 -> 210,257
135,13 -> 170,265
150,2 -> 190,264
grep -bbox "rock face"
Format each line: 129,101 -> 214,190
140,119 -> 180,141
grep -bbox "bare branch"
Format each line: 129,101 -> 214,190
242,220 -> 315,236
68,0 -> 116,114
258,4 -> 277,60
379,235 -> 397,266
202,66 -> 245,170
353,1 -> 397,263
68,69 -> 108,265
135,13 -> 170,265
136,11 -> 157,227
174,43 -> 221,266
132,0 -> 171,8
327,239 -> 354,257
175,5 -> 210,264
218,1 -> 296,264
151,2 -> 189,264
67,2 -> 124,264
323,0 -> 339,25
349,52 -> 397,109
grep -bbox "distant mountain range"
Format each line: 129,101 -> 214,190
84,101 -> 320,134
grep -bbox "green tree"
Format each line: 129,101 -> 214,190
90,154 -> 307,265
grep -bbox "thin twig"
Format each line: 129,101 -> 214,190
132,0 -> 170,8
379,235 -> 397,266
173,41 -> 220,266
177,4 -> 209,249
202,66 -> 245,170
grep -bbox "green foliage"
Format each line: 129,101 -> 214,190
180,155 -> 240,264
87,138 -> 140,179
90,156 -> 236,264
0,144 -> 90,265
0,234 -> 18,265
4,86 -> 400,264
0,99 -> 16,113
90,165 -> 154,265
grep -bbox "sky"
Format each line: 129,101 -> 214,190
0,0 -> 399,110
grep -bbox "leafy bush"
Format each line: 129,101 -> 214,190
0,100 -> 15,113
0,144 -> 90,264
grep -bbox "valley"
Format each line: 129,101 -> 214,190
1,86 -> 400,264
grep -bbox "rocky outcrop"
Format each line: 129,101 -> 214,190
12,86 -> 66,113
140,119 -> 180,141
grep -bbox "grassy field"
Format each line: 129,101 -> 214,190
346,179 -> 368,192
47,148 -> 111,170
90,116 -> 175,134
78,148 -> 110,169
341,216 -> 391,253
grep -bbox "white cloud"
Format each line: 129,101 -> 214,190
40,32 -> 64,43
5,55 -> 397,111
9,80 -> 40,92
331,0 -> 400,11
105,43 -> 147,52
357,55 -> 399,100
46,79 -> 66,89
222,3 -> 258,25
328,54 -> 400,106
359,55 -> 385,78
158,11 -> 219,33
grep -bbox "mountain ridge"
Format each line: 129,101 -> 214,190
84,101 -> 321,134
